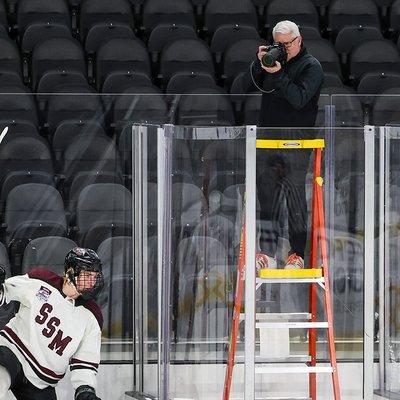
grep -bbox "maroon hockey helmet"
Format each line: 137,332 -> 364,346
64,247 -> 104,300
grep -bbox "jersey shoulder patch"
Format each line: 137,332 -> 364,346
78,299 -> 103,330
27,268 -> 63,292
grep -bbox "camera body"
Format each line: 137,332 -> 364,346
261,43 -> 287,68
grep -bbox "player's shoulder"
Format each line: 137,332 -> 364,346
27,267 -> 63,291
78,299 -> 103,330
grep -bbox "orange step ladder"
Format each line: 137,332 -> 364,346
223,139 -> 341,400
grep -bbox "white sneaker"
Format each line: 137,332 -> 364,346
284,253 -> 304,269
256,253 -> 277,275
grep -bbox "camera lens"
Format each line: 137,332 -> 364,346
261,47 -> 281,67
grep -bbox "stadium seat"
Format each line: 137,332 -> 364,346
52,120 -> 107,163
21,236 -> 77,274
97,236 -> 133,338
0,39 -> 22,77
322,86 -> 364,126
85,22 -> 136,55
306,39 -> 342,79
372,87 -> 400,125
95,38 -> 151,90
0,85 -> 38,126
4,183 -> 67,246
243,94 -> 262,125
142,0 -> 195,32
266,0 -> 320,31
357,72 -> 400,94
102,71 -> 153,93
323,73 -> 344,87
0,135 -> 54,206
389,0 -> 400,37
79,0 -> 134,40
300,26 -> 322,39
176,86 -> 235,126
17,0 -> 71,35
328,0 -> 380,35
21,23 -> 72,55
60,133 -> 122,197
204,0 -> 258,34
113,86 -> 169,125
0,119 -> 39,137
159,38 -> 215,83
335,26 -> 383,62
0,1 -> 8,30
75,183 -> 132,249
223,38 -> 265,83
166,72 -> 216,95
210,25 -> 261,65
349,39 -> 400,85
46,85 -> 103,135
0,72 -> 22,87
147,23 -> 197,63
31,37 -> 86,90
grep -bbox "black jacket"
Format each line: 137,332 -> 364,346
244,46 -> 324,127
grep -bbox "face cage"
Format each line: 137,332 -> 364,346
68,268 -> 104,300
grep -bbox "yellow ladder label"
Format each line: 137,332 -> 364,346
258,268 -> 323,279
256,139 -> 325,149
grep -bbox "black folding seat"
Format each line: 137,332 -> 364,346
96,38 -> 151,90
299,26 -> 321,39
17,0 -> 71,35
204,0 -> 257,34
21,23 -> 72,55
0,39 -> 22,77
85,22 -> 135,55
0,1 -> 7,30
323,73 -> 343,87
223,38 -> 264,83
0,72 -> 22,87
349,40 -> 400,85
31,37 -> 86,90
148,24 -> 197,63
102,71 -> 152,93
210,25 -> 260,64
79,0 -> 133,40
74,183 -> 132,249
0,119 -> 38,136
306,39 -> 342,80
52,120 -> 106,163
266,0 -> 319,30
321,86 -> 364,126
4,183 -> 67,246
113,86 -> 169,125
96,236 -> 133,338
0,135 -> 54,208
243,94 -> 262,125
60,133 -> 122,198
328,0 -> 380,35
357,72 -> 400,94
0,85 -> 38,126
142,0 -> 195,32
372,87 -> 400,125
335,26 -> 383,62
22,236 -> 77,274
159,38 -> 215,83
46,85 -> 103,135
177,86 -> 235,126
389,0 -> 400,37
166,72 -> 216,95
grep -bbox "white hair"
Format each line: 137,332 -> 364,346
272,20 -> 300,39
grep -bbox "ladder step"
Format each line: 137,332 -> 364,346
258,268 -> 322,279
255,365 -> 334,374
256,322 -> 329,329
236,355 -> 311,363
240,312 -> 311,321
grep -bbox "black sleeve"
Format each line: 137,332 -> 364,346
273,60 -> 324,110
242,58 -> 277,93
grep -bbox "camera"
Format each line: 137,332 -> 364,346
261,43 -> 287,68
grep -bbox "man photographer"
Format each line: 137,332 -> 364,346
245,20 -> 324,271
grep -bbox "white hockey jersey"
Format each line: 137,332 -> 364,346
0,268 -> 103,390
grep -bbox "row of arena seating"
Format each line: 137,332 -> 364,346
0,0 -> 399,94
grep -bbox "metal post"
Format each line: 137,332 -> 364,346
364,125 -> 375,400
157,125 -> 173,400
244,125 -> 257,400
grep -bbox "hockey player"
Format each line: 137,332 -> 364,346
0,247 -> 104,400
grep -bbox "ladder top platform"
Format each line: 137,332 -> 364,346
256,139 -> 325,150
258,268 -> 323,279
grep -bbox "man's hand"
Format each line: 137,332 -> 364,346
75,385 -> 101,400
257,45 -> 267,62
0,266 -> 6,285
261,61 -> 282,74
